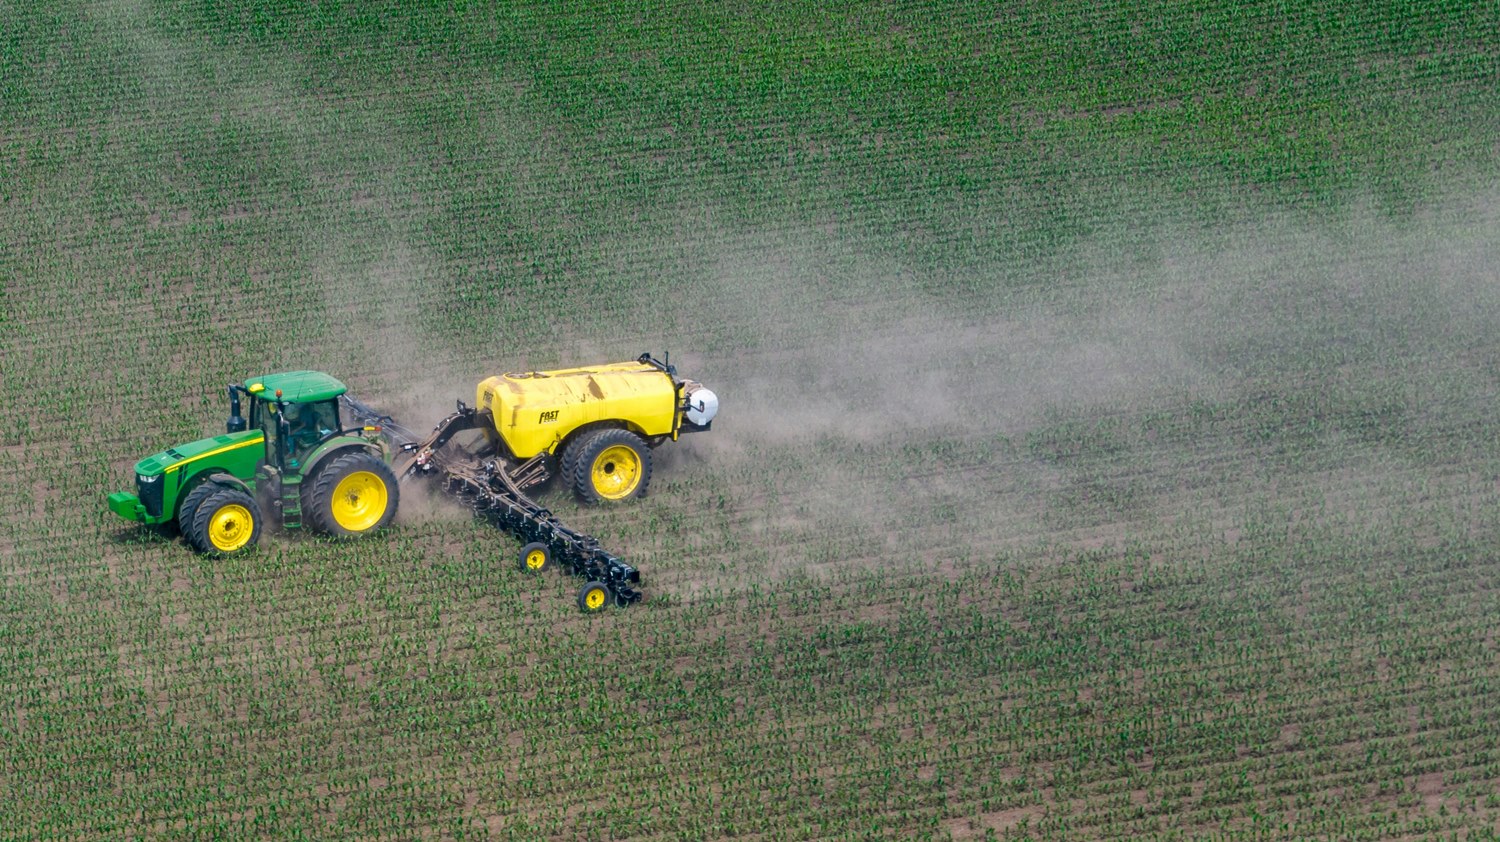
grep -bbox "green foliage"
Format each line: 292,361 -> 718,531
2,0 -> 1499,838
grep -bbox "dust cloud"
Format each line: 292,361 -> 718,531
701,188 -> 1499,439
666,185 -> 1500,570
85,0 -> 1500,574
98,0 -> 548,436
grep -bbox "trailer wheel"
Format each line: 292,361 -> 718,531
559,434 -> 589,492
518,542 -> 552,573
304,451 -> 400,538
572,429 -> 652,504
189,487 -> 262,557
578,581 -> 612,613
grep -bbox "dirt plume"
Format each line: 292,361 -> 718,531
658,184 -> 1500,577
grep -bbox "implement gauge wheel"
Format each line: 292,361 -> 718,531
304,451 -> 400,538
578,581 -> 612,613
189,487 -> 262,557
518,542 -> 552,573
571,428 -> 651,505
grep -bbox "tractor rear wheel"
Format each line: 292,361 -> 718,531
189,487 -> 262,557
304,451 -> 400,538
578,580 -> 612,613
571,429 -> 651,504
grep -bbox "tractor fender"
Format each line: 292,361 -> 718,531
175,470 -> 252,518
301,437 -> 385,479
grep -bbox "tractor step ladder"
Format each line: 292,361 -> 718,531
281,474 -> 303,529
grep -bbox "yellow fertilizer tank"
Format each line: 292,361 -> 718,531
472,354 -> 717,503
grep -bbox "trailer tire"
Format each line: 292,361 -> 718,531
578,581 -> 612,613
304,451 -> 400,538
519,542 -> 552,573
571,428 -> 651,504
559,434 -> 589,493
189,487 -> 262,557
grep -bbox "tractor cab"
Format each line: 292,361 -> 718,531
230,371 -> 349,473
251,396 -> 340,470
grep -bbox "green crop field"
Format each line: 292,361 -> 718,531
3,0 -> 1500,838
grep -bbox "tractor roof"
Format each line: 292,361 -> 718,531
244,370 -> 347,403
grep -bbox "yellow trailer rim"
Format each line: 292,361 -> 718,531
590,445 -> 642,500
331,471 -> 388,532
525,547 -> 548,571
584,586 -> 607,611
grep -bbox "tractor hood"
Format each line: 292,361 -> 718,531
134,429 -> 265,479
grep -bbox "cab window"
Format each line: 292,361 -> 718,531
257,399 -> 284,466
284,400 -> 340,463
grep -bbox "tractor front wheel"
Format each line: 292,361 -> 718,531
177,480 -> 226,550
304,451 -> 400,538
571,429 -> 651,504
189,487 -> 262,557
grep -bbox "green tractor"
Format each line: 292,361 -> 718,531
107,371 -> 399,555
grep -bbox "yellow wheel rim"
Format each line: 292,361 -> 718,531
590,445 -> 642,500
525,548 -> 548,571
330,471 -> 388,532
208,504 -> 254,552
584,587 -> 606,611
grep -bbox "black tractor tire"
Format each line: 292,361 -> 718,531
518,542 -> 552,574
177,479 -> 226,550
578,580 -> 613,613
189,487 -> 263,557
302,451 -> 400,538
570,428 -> 652,505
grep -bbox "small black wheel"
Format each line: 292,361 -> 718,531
571,428 -> 652,505
518,542 -> 551,574
176,479 -> 225,550
189,487 -> 262,557
578,581 -> 612,613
